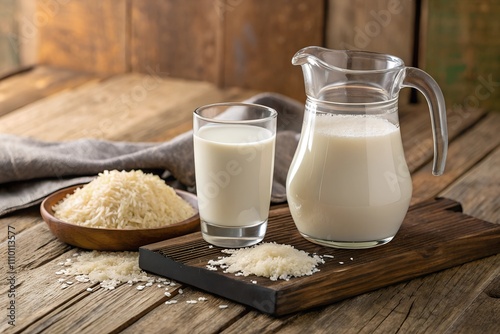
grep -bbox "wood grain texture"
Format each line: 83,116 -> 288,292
139,198 -> 500,316
326,0 -> 416,104
37,0 -> 127,74
422,147 -> 500,334
130,0 -> 223,84
0,246 -> 80,334
0,223 -> 73,334
34,0 -> 325,99
441,146 -> 500,224
0,0 -> 19,73
121,287 -> 247,334
0,66 -> 98,116
0,221 -> 212,334
120,86 -> 258,142
0,222 -> 70,276
222,255 -> 500,333
326,0 -> 416,65
422,0 -> 500,111
222,0 -> 324,101
0,207 -> 40,243
447,274 -> 500,334
19,280 -> 169,334
411,112 -> 500,205
0,226 -> 241,334
0,72 -> 252,142
16,0 -> 38,66
399,104 -> 486,173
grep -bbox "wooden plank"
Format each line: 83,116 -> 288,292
17,277 -> 171,334
440,146 -> 500,224
422,0 -> 500,112
16,0 -> 38,67
0,222 -> 70,277
0,0 -> 38,70
0,73 -> 253,142
0,223 -> 73,333
411,112 -> 500,205
126,86 -> 258,143
447,274 -> 500,334
325,0 -> 416,64
221,254 -> 500,333
130,0 -> 223,84
218,311 -> 295,334
0,0 -> 19,73
0,66 -> 98,116
121,288 -> 247,334
0,218 -> 197,334
222,0 -> 324,101
0,207 -> 40,243
325,0 -> 416,104
399,104 -> 486,173
37,0 -> 127,74
0,220 -> 242,333
139,198 -> 500,316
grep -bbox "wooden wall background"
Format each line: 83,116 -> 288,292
422,0 -> 500,112
0,0 -> 18,74
2,0 -> 499,108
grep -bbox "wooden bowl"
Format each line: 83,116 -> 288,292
40,184 -> 200,251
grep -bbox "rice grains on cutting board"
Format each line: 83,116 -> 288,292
208,242 -> 325,281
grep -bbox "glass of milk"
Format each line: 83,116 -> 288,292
193,103 -> 277,248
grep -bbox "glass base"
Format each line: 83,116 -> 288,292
201,220 -> 267,248
300,232 -> 394,249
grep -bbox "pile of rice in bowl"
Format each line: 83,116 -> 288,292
52,170 -> 195,229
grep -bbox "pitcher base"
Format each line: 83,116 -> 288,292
300,233 -> 394,249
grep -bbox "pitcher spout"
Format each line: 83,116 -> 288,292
292,46 -> 338,67
292,46 -> 406,103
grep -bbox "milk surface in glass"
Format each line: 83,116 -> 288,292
287,114 -> 412,242
194,124 -> 275,227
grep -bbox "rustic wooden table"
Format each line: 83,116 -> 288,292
0,66 -> 498,333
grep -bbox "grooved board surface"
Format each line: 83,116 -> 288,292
139,198 -> 500,316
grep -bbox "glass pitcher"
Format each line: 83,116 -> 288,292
286,46 -> 448,249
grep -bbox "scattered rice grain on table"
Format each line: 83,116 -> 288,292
56,251 -> 154,290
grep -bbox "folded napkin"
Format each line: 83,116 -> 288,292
0,93 -> 304,217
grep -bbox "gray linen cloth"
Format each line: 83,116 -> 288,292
0,93 -> 304,217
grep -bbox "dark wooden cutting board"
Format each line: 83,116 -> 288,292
139,198 -> 500,316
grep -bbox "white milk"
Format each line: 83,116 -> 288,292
287,114 -> 412,242
194,124 -> 275,227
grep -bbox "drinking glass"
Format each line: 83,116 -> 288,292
193,103 -> 277,248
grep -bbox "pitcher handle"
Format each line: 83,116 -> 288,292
402,67 -> 448,176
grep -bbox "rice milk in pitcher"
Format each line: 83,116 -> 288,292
286,47 -> 448,249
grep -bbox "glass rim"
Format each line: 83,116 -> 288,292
194,102 -> 278,124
